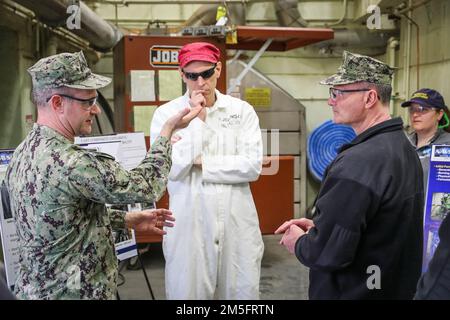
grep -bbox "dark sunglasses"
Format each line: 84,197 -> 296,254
182,64 -> 217,81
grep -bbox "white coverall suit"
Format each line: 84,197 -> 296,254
150,90 -> 264,300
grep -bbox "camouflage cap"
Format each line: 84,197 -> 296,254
27,51 -> 111,90
320,51 -> 395,86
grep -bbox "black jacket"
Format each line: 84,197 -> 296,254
297,118 -> 424,299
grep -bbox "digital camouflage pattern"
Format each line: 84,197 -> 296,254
320,51 -> 395,86
27,51 -> 111,90
5,124 -> 172,299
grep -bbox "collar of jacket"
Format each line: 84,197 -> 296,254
338,117 -> 404,153
410,128 -> 446,148
33,123 -> 73,145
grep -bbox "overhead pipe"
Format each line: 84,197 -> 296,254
402,0 -> 413,124
13,0 -> 122,52
401,13 -> 420,92
387,37 -> 399,116
274,0 -> 347,28
391,2 -> 420,94
326,0 -> 347,26
397,0 -> 433,15
274,0 -> 307,27
312,28 -> 398,56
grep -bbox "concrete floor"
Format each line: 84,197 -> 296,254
118,234 -> 310,300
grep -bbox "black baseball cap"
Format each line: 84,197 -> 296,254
401,88 -> 447,109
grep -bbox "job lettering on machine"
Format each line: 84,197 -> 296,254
150,46 -> 180,67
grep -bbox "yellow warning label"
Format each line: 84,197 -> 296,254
226,26 -> 238,44
245,88 -> 271,107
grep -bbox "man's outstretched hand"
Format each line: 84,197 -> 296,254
125,209 -> 175,235
160,105 -> 205,139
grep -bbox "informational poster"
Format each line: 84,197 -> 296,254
75,132 -> 149,261
133,105 -> 158,136
0,149 -> 20,288
75,132 -> 147,170
422,144 -> 450,272
0,149 -> 14,181
129,70 -> 156,102
159,70 -> 182,101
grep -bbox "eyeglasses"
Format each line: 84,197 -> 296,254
46,94 -> 98,110
182,64 -> 217,81
408,105 -> 435,114
329,87 -> 372,100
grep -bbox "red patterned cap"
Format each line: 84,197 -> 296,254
178,42 -> 220,69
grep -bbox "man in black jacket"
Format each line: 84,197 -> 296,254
276,51 -> 424,299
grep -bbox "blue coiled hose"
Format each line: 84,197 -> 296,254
307,120 -> 356,181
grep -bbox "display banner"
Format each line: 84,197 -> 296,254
422,144 -> 450,272
0,149 -> 19,288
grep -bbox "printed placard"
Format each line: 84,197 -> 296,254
422,144 -> 450,272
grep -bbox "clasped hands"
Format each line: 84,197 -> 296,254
274,218 -> 315,254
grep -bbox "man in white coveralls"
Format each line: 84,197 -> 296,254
150,42 -> 264,300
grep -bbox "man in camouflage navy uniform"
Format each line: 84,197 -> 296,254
4,51 -> 201,299
276,51 -> 424,299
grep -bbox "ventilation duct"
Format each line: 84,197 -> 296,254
275,0 -> 307,27
313,28 -> 398,56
